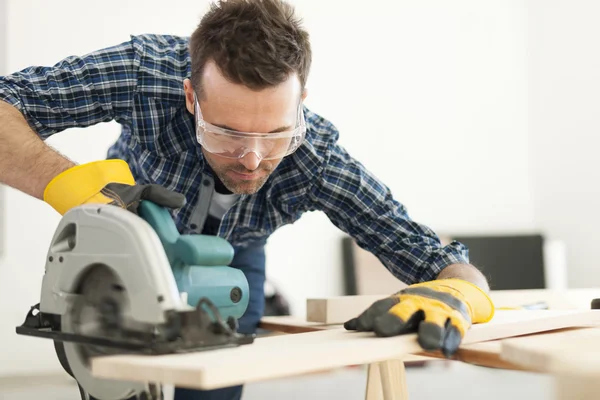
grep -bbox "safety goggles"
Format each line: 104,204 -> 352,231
193,92 -> 306,161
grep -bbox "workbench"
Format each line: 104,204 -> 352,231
89,288 -> 600,400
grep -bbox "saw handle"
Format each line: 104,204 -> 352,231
138,200 -> 234,266
137,200 -> 250,320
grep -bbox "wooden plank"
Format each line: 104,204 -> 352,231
90,310 -> 600,391
500,327 -> 600,400
306,289 -> 600,323
259,316 -> 337,333
261,315 -> 528,370
450,341 -> 529,371
500,326 -> 600,373
490,288 -> 600,310
419,341 -> 530,371
461,310 -> 600,343
259,316 -> 436,364
260,318 -> 588,371
306,294 -> 386,323
260,317 -> 573,370
92,328 -> 423,391
261,318 -> 568,370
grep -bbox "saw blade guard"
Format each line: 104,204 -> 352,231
39,204 -> 187,324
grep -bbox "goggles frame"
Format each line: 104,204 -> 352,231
193,92 -> 306,161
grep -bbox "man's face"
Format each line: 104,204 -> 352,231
184,61 -> 306,194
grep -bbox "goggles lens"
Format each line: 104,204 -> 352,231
194,94 -> 306,160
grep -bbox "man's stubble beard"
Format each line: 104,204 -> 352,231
219,170 -> 271,195
204,155 -> 275,195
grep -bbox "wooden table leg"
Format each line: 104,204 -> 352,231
365,363 -> 383,400
380,360 -> 408,400
365,360 -> 408,400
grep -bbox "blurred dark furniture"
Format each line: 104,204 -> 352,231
342,233 -> 547,295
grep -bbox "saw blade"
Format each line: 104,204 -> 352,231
70,265 -> 158,357
61,265 -> 149,399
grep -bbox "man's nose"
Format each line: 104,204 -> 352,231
238,151 -> 261,171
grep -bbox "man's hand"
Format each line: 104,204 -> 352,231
43,159 -> 185,215
344,278 -> 494,357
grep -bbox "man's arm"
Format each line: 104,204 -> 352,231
300,112 -> 471,285
300,112 -> 495,356
0,101 -> 74,199
437,263 -> 490,293
0,38 -> 139,199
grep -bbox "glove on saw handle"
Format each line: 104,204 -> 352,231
344,278 -> 495,357
43,160 -> 186,215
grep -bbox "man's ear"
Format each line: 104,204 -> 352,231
302,88 -> 308,101
183,78 -> 195,115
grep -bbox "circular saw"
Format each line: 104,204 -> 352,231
16,200 -> 254,400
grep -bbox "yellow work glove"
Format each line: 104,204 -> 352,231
344,278 -> 495,357
44,159 -> 186,215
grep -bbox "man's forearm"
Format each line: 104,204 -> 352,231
436,263 -> 490,293
0,101 -> 75,199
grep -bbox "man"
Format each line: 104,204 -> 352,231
0,0 -> 494,399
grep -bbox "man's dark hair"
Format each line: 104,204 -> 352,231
189,0 -> 311,97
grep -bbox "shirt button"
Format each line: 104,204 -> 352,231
203,180 -> 210,186
190,223 -> 198,229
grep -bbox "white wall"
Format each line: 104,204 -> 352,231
0,0 -> 534,376
527,0 -> 600,288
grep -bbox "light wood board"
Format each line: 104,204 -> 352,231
500,326 -> 600,373
259,316 -> 434,364
259,316 -> 338,333
260,316 -> 555,371
500,326 -> 600,400
93,327 -> 423,391
306,289 -> 600,324
306,294 -> 387,324
418,340 -> 532,371
90,310 -> 600,390
490,288 -> 600,311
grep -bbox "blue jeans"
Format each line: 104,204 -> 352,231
173,243 -> 266,400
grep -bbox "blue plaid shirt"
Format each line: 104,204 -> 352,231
0,34 -> 469,284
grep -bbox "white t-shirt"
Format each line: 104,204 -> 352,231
208,191 -> 240,219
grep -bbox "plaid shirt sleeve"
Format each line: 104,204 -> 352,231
0,39 -> 139,139
303,115 -> 470,284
